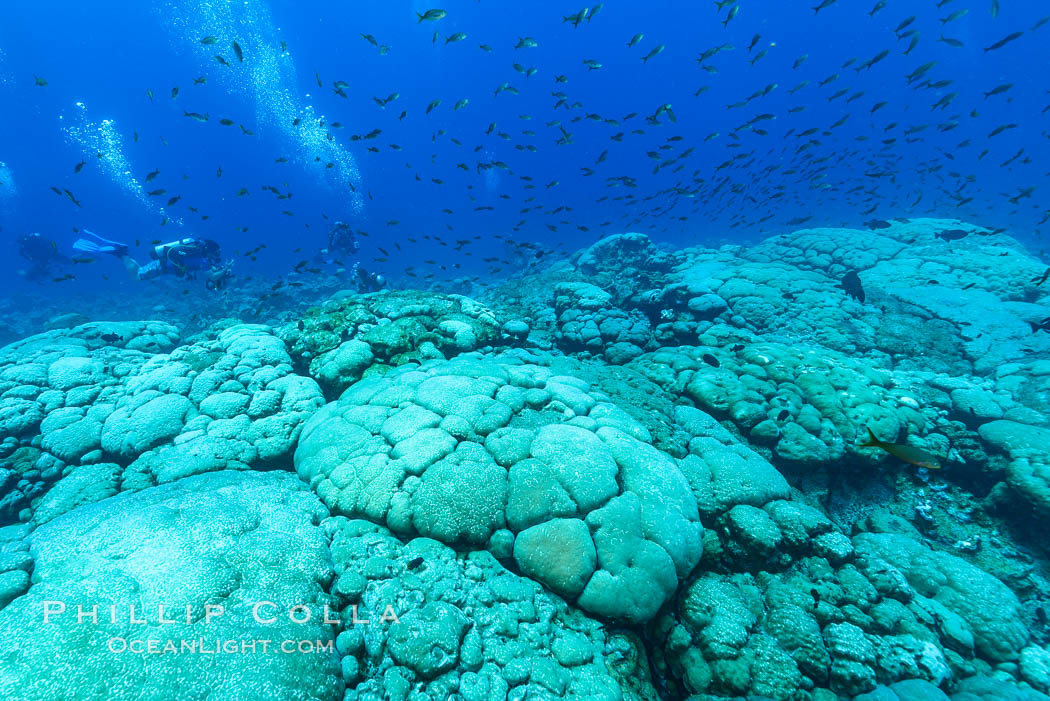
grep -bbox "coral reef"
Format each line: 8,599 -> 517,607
2,219 -> 1050,700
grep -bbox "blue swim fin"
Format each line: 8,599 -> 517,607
73,230 -> 128,257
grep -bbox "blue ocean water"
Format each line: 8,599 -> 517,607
1,0 -> 1046,298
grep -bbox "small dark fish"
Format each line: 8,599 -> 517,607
1031,268 -> 1050,286
722,5 -> 739,27
407,556 -> 425,570
839,269 -> 865,303
731,344 -> 745,352
297,320 -> 305,331
936,229 -> 968,241
232,41 -> 243,62
895,16 -> 917,34
988,123 -> 1017,138
417,8 -> 446,22
701,353 -> 720,368
777,409 -> 790,422
984,83 -> 1013,99
984,31 -> 1023,52
864,219 -> 892,230
100,333 -> 120,343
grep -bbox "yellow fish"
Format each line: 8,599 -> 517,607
860,427 -> 941,469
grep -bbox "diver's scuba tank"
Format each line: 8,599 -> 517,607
151,238 -> 200,276
151,238 -> 197,260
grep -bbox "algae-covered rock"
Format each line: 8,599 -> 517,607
279,290 -> 503,393
979,421 -> 1050,515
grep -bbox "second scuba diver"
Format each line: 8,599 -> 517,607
73,231 -> 234,290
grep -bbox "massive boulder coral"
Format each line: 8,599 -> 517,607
0,524 -> 31,610
0,470 -> 343,700
573,232 -> 675,282
0,322 -> 181,524
629,326 -> 963,472
979,420 -> 1050,516
115,324 -> 325,489
0,320 -> 181,459
559,223 -> 1049,377
553,282 -> 652,364
0,218 -> 1046,701
326,518 -> 659,700
662,251 -> 887,359
279,290 -> 504,394
0,323 -> 324,525
854,530 -> 1029,663
650,505 -> 1034,699
738,218 -> 1050,372
744,219 -> 1047,301
295,351 -> 707,624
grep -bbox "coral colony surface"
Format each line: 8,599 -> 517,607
2,221 -> 1050,700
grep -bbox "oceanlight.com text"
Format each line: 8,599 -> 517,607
107,638 -> 336,655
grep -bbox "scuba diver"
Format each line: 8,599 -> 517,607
316,221 -> 385,291
17,232 -> 70,281
326,221 -> 360,257
352,262 -> 386,292
73,230 -> 234,290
